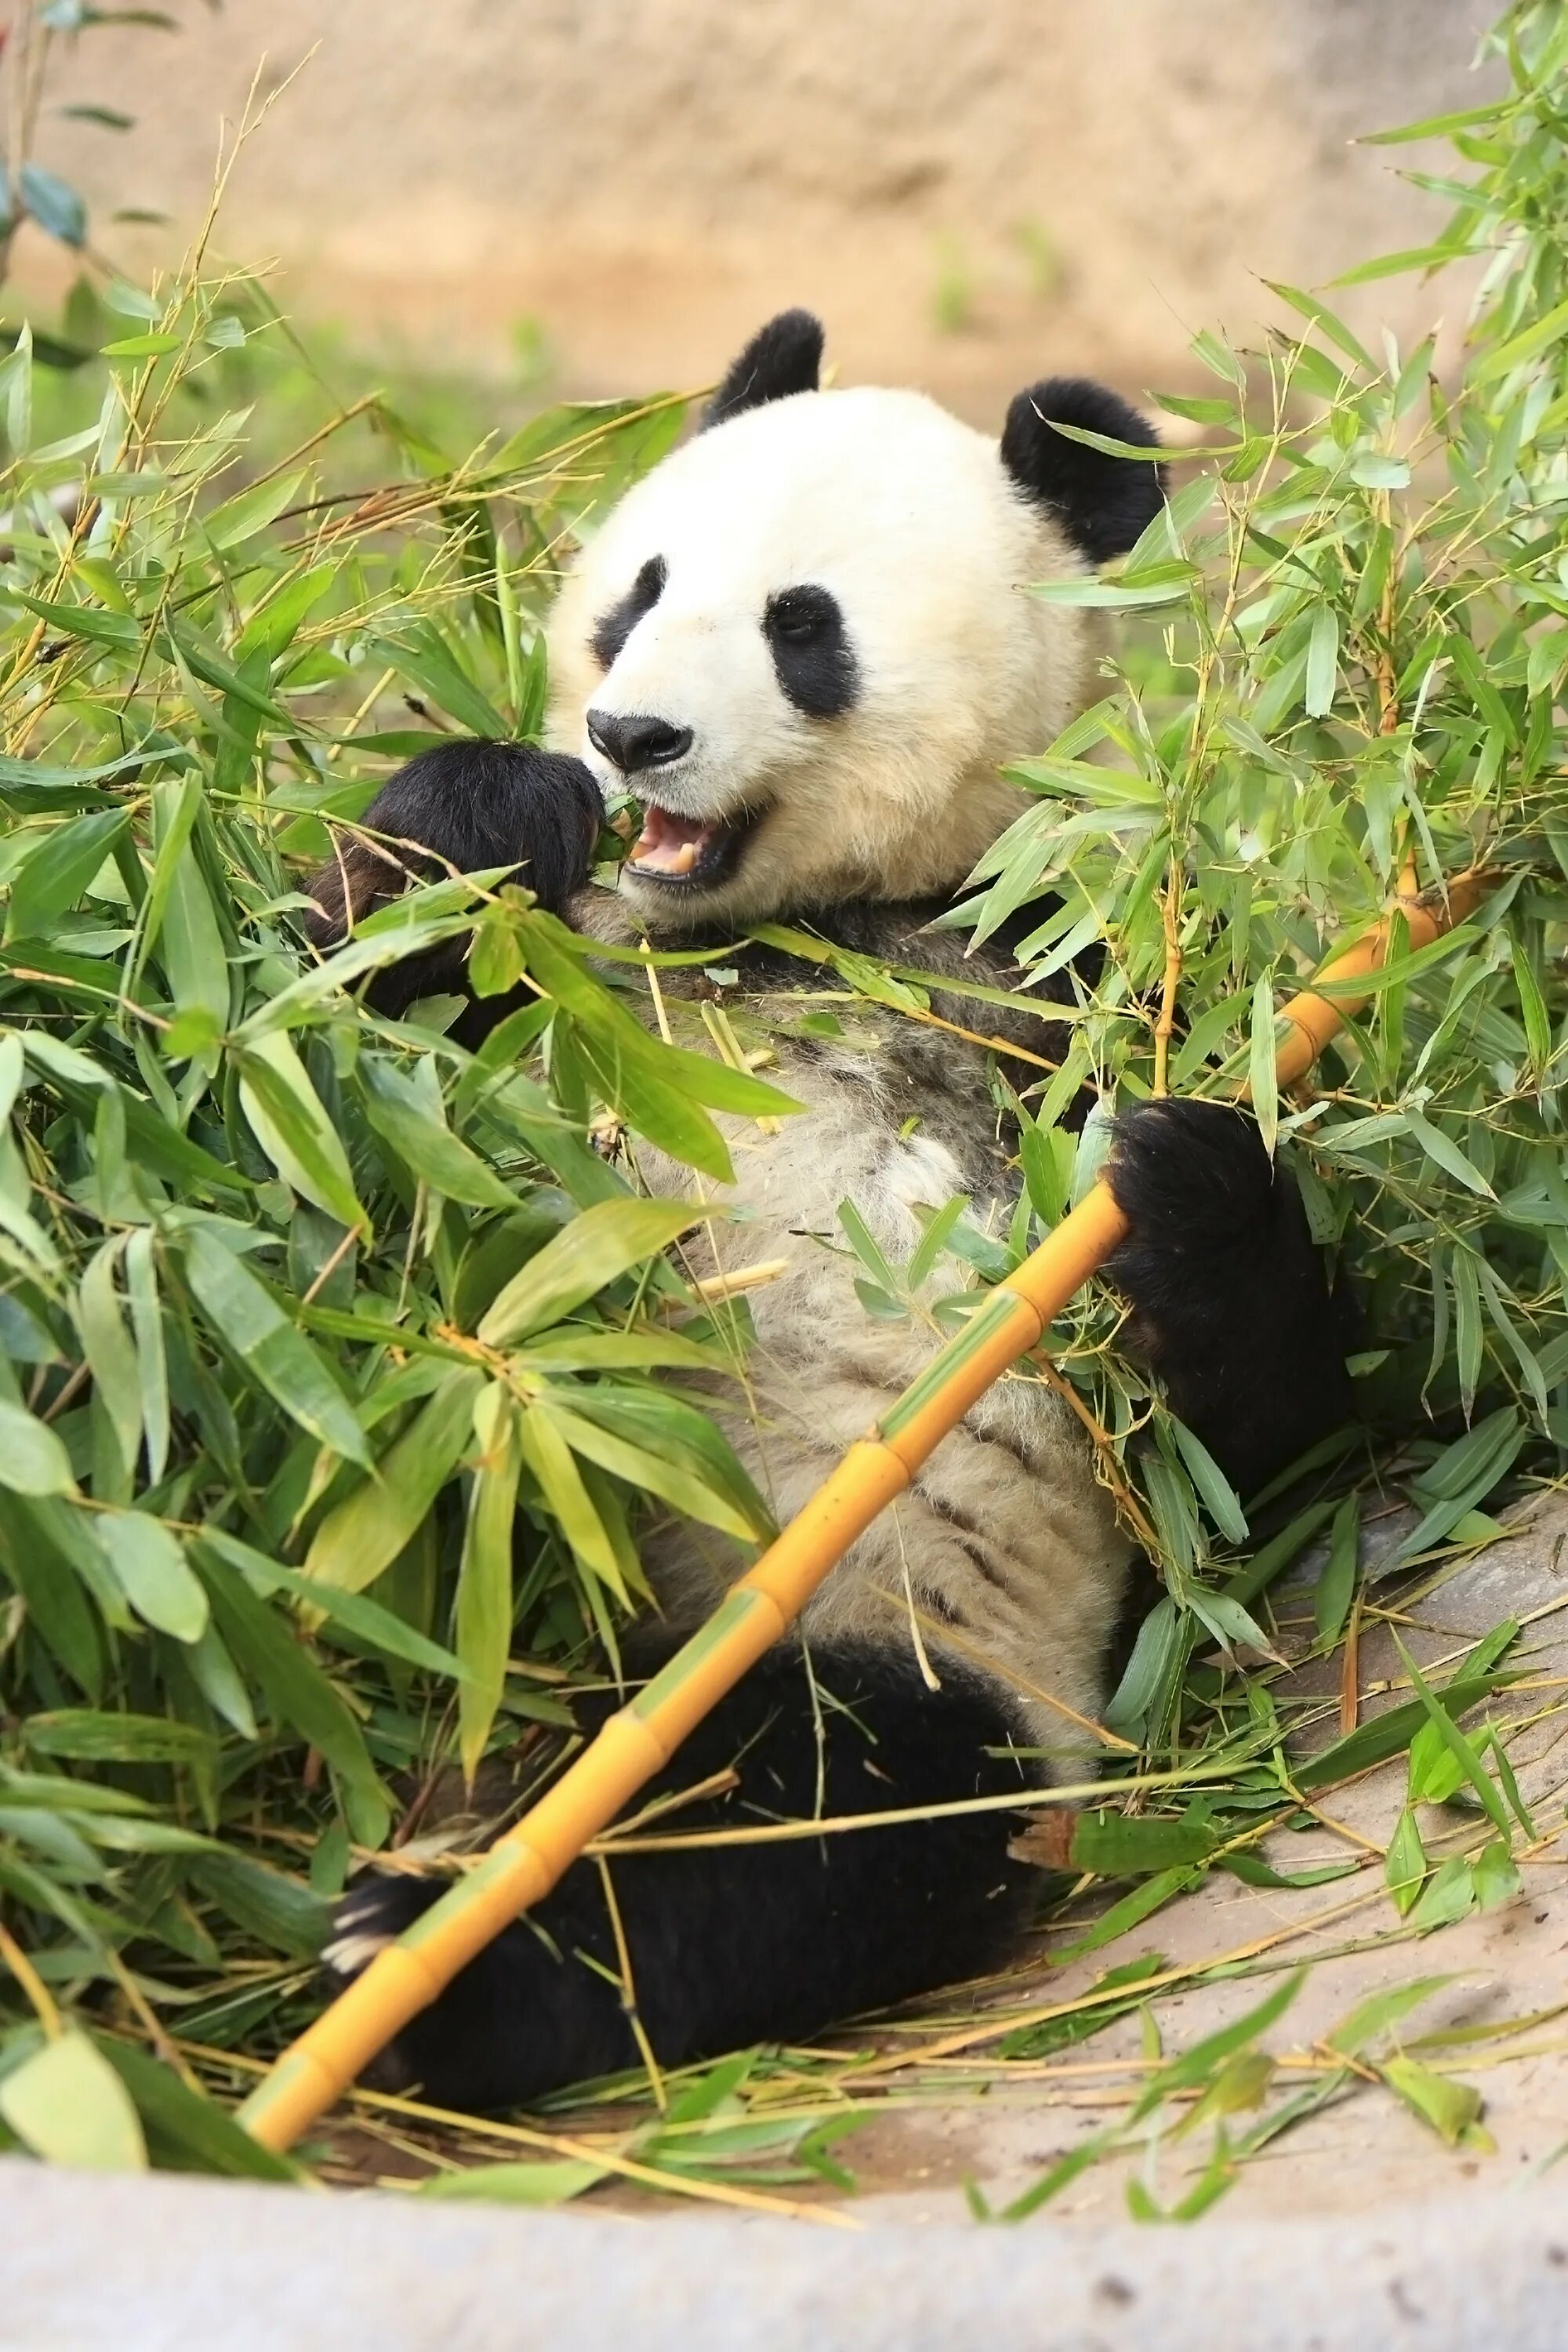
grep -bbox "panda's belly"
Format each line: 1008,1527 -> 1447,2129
629,1030 -> 1134,1756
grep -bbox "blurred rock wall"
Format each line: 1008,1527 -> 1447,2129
27,0 -> 1501,418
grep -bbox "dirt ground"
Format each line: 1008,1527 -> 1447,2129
839,1501 -> 1568,2225
20,0 -> 1502,420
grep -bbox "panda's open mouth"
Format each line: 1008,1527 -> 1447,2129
626,800 -> 761,890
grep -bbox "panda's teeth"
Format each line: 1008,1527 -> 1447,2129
630,804 -> 717,877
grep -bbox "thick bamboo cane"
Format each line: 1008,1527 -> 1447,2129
239,868 -> 1492,2151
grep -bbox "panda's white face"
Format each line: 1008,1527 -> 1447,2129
546,385 -> 1101,929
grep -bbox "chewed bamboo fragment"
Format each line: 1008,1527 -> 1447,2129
238,867 -> 1493,2154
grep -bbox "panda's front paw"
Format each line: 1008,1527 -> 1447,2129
321,1860 -> 647,2112
1104,1099 -> 1277,1261
1100,1098 -> 1352,1501
304,741 -> 602,952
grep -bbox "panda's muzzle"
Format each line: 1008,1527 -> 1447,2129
626,797 -> 763,889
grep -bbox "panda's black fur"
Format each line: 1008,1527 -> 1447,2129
331,1639 -> 1036,2114
310,316 -> 1352,2113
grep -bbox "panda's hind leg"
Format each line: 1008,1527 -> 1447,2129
321,1638 -> 1037,2115
1104,1099 -> 1353,1504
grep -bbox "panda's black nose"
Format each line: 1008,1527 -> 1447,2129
585,711 -> 693,775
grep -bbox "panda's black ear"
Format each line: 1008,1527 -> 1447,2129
1001,378 -> 1165,564
705,310 -> 824,429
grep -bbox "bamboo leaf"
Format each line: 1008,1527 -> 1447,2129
1169,1418 -> 1248,1544
123,1229 -> 169,1484
5,809 -> 128,940
1404,1110 -> 1496,1199
1027,578 -> 1193,609
0,2030 -> 147,2172
1385,1804 -> 1428,1916
199,1530 -> 466,1681
24,1711 -> 217,1766
1296,1672 -> 1512,1794
517,1400 -> 628,1601
199,1555 -> 389,1844
1313,1490 -> 1361,1642
205,467 -> 308,552
1248,976 -> 1279,1158
1453,1250 -> 1484,1417
237,1032 -> 366,1231
303,1369 -> 485,1593
1131,1969 -> 1305,2122
1392,1634 -> 1514,1842
0,1399 -> 77,1497
94,2038 -> 298,2180
1471,290 -> 1568,385
1305,606 -> 1339,716
418,2158 -> 607,2205
545,1399 -> 767,1544
182,1229 -> 372,1467
1512,936 -> 1551,1073
1326,1976 -> 1454,2058
359,1058 -> 521,1210
1380,2056 -> 1486,2147
456,1384 -> 522,1779
365,625 -> 507,739
477,1196 -> 701,1348
77,1234 -> 142,1478
96,1509 -> 208,1643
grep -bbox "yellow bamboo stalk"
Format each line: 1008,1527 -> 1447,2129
239,868 -> 1492,2152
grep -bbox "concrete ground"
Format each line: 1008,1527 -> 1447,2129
4,2158 -> 1568,2352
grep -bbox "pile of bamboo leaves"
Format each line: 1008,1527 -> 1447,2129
0,230 -> 797,2171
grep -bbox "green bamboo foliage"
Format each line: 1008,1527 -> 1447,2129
0,238 -> 793,2149
920,2 -> 1568,1737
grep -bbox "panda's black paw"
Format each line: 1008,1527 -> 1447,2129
1101,1100 -> 1351,1502
305,741 -> 602,953
320,1862 -> 641,2113
321,1871 -> 452,2092
303,740 -> 603,1032
1103,1099 -> 1278,1261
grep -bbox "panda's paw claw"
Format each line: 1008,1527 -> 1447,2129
323,1870 -> 445,1985
1103,1099 -> 1276,1257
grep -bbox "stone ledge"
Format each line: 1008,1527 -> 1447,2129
2,2158 -> 1564,2352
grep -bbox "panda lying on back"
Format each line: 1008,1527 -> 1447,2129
314,312 -> 1351,2113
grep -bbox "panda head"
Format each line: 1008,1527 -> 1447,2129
546,310 -> 1163,930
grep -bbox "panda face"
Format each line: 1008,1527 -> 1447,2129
546,362 -> 1155,931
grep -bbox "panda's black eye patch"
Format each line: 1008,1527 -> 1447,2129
763,585 -> 858,719
591,555 -> 666,670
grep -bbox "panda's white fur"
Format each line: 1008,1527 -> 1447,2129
623,1031 -> 1130,1757
548,384 -> 1100,927
311,314 -> 1347,2113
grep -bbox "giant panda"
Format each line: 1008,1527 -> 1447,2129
313,311 -> 1351,2114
